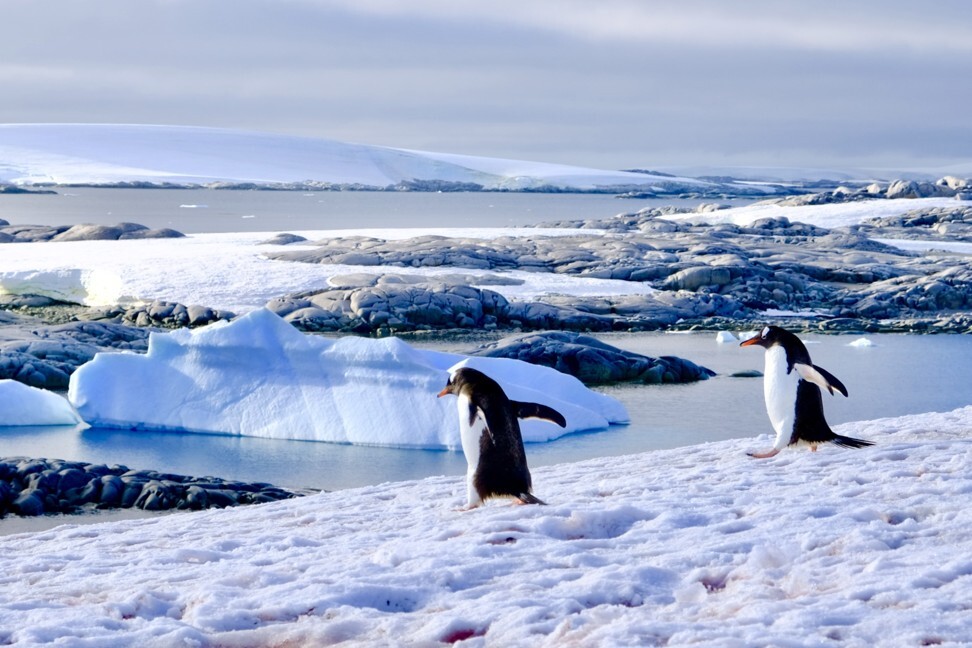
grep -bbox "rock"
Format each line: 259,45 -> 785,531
468,331 -> 715,385
0,458 -> 302,517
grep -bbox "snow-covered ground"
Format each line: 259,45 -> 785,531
1,407 -> 970,646
0,227 -> 656,313
660,196 -> 959,229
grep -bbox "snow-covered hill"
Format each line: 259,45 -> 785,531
0,124 -> 717,192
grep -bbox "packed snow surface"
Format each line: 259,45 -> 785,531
68,309 -> 627,446
1,407 -> 970,645
661,196 -> 959,229
0,379 -> 80,426
0,124 -> 707,191
0,227 -> 656,313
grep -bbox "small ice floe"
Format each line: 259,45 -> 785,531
848,337 -> 876,348
241,214 -> 256,219
179,204 -> 208,209
715,331 -> 737,344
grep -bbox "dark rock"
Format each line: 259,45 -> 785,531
468,331 -> 715,385
0,457 -> 302,517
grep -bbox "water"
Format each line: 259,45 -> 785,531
0,188 -> 744,233
1,332 -> 969,498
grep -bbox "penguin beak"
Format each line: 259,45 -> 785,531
739,336 -> 761,348
437,386 -> 451,398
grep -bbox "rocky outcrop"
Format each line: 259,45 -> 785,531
0,458 -> 301,517
0,320 -> 150,389
467,331 -> 715,384
0,221 -> 184,243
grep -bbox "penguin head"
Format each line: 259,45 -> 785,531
437,366 -> 491,398
740,325 -> 787,349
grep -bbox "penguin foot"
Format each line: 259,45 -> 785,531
747,448 -> 780,459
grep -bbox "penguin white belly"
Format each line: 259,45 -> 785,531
763,346 -> 800,449
455,395 -> 486,507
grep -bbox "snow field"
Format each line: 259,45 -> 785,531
1,407 -> 970,645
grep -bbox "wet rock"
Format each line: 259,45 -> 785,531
0,458 -> 303,517
468,331 -> 715,385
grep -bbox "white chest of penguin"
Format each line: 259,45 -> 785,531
763,345 -> 799,433
456,395 -> 486,472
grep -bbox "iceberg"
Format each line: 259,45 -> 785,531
0,379 -> 82,426
67,309 -> 627,447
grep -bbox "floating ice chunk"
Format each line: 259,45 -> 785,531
848,337 -> 876,347
715,331 -> 737,344
68,309 -> 626,447
0,379 -> 82,426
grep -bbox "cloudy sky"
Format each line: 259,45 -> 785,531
3,0 -> 970,172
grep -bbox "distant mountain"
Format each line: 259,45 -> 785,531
0,123 -> 744,194
0,124 -> 716,193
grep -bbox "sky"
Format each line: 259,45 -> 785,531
2,0 -> 970,172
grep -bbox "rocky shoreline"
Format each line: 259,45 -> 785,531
0,457 -> 303,518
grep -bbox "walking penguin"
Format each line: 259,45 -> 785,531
437,365 -> 566,509
740,325 -> 873,458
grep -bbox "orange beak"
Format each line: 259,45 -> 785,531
437,386 -> 451,398
739,336 -> 761,347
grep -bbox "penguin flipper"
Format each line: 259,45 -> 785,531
794,363 -> 849,397
512,401 -> 567,428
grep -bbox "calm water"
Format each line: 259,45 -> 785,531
0,188 -> 741,233
1,332 -> 969,497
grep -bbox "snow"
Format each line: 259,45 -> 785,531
848,337 -> 876,348
661,196 -> 958,229
0,124 -> 709,191
1,406 -> 971,645
0,379 -> 81,426
0,228 -> 655,313
67,309 -> 627,446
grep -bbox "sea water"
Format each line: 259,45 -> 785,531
0,188 -> 739,233
1,332 -> 969,497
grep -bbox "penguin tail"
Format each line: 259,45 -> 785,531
516,492 -> 547,506
831,434 -> 874,449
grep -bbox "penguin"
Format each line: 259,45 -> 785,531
437,366 -> 566,509
740,325 -> 873,458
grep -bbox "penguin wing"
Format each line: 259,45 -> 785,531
794,363 -> 849,397
465,400 -> 494,444
511,401 -> 568,428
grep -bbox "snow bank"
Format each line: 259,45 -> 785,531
0,379 -> 81,426
0,229 -> 654,313
1,407 -> 970,645
661,196 -> 957,229
68,309 -> 626,446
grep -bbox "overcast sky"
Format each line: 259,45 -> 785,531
3,0 -> 970,172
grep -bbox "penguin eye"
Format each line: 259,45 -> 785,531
760,326 -> 770,339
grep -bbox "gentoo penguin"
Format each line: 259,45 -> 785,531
437,366 -> 566,509
740,325 -> 873,458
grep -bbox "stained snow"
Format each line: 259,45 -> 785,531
0,408 -> 970,645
